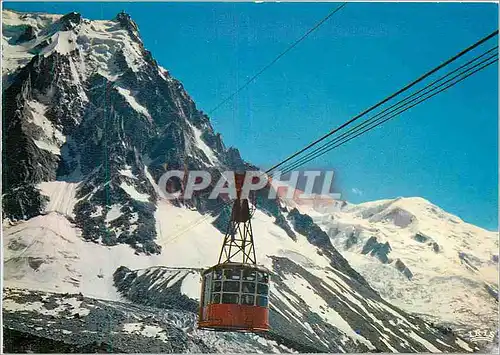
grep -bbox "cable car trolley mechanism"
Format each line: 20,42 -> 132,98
198,172 -> 270,332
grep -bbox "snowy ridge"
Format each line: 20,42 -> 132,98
292,196 -> 499,336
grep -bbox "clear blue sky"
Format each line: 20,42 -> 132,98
4,2 -> 498,230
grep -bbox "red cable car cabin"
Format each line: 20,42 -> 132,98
198,263 -> 270,332
197,172 -> 271,332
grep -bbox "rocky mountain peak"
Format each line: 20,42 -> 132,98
115,11 -> 136,28
114,11 -> 140,41
58,11 -> 82,31
2,9 -> 250,253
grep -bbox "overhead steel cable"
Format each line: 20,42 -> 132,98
162,29 -> 499,243
208,3 -> 347,115
277,47 -> 499,175
279,50 -> 499,175
279,54 -> 498,175
265,29 -> 499,175
161,2 -> 349,241
282,56 -> 498,175
163,50 -> 498,243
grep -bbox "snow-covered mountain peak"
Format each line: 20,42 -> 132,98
342,197 -> 447,234
342,196 -> 498,252
3,7 -> 232,230
303,196 -> 498,333
2,9 -> 151,87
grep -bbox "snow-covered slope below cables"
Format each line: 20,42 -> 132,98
4,194 -> 346,299
4,188 -> 477,353
294,196 -> 498,336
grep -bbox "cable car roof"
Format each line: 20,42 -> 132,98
202,262 -> 270,275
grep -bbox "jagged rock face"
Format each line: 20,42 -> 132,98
413,232 -> 441,253
59,12 -> 82,31
3,9 -> 293,255
414,232 -> 429,243
394,259 -> 413,280
2,9 -> 250,253
2,184 -> 49,220
113,266 -> 199,313
224,147 -> 246,170
274,214 -> 297,241
360,236 -> 392,264
288,208 -> 332,248
344,228 -> 359,249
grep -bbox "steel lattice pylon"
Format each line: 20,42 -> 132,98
217,174 -> 257,265
218,201 -> 256,264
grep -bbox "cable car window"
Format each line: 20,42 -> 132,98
211,293 -> 221,304
243,269 -> 256,281
256,296 -> 268,307
222,293 -> 239,304
223,281 -> 240,292
224,269 -> 241,280
257,283 -> 268,295
212,281 -> 222,292
203,274 -> 212,307
242,282 -> 256,294
213,270 -> 223,280
241,294 -> 254,306
257,272 -> 269,283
